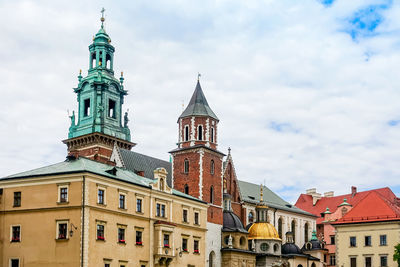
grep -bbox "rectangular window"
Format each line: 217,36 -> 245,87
164,234 -> 170,248
60,187 -> 68,203
365,257 -> 371,267
211,127 -> 214,143
329,255 -> 336,266
136,198 -> 142,213
108,99 -> 116,118
97,224 -> 105,240
365,236 -> 371,246
194,212 -> 199,225
194,240 -> 199,253
136,231 -> 142,245
182,238 -> 188,252
104,264 -> 110,267
381,256 -> 388,267
13,192 -> 21,207
84,98 -> 90,117
350,257 -> 357,267
58,222 -> 68,239
11,226 -> 20,242
119,194 -> 126,209
10,259 -> 19,267
380,235 -> 387,246
350,236 -> 356,247
118,228 -> 125,243
330,235 -> 335,245
156,203 -> 166,217
183,209 -> 188,223
184,125 -> 189,141
98,189 -> 105,204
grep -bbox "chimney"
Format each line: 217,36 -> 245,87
324,191 -> 334,198
306,188 -> 322,205
351,186 -> 357,197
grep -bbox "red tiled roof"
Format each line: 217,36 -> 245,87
294,187 -> 397,224
332,191 -> 400,224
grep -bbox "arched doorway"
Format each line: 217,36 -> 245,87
209,251 -> 216,267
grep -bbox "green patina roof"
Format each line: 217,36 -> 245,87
179,81 -> 218,121
238,180 -> 315,217
2,157 -> 204,203
119,149 -> 172,186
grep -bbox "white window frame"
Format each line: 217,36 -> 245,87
9,258 -> 20,267
156,203 -> 166,218
56,220 -> 69,240
182,208 -> 189,223
10,224 -> 21,242
57,184 -> 69,203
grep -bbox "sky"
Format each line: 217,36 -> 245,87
1,0 -> 400,203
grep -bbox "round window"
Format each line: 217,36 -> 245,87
260,243 -> 269,251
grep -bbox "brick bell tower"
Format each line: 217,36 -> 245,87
170,78 -> 225,265
63,12 -> 135,163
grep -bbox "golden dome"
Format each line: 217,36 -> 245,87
248,222 -> 281,240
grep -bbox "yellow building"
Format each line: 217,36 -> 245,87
333,191 -> 400,267
0,157 -> 208,267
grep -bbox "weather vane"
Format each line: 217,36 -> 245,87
100,8 -> 105,27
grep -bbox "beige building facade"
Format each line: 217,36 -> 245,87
335,221 -> 400,267
0,158 -> 208,267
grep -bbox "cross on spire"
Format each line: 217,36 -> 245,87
100,8 -> 105,27
197,72 -> 201,81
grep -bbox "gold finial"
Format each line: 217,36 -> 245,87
197,72 -> 201,81
79,69 -> 82,75
121,71 -> 123,77
260,184 -> 263,202
182,100 -> 184,111
100,8 -> 105,27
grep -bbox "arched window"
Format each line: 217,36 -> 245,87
311,263 -> 316,267
291,220 -> 296,243
91,52 -> 96,69
159,178 -> 164,191
209,251 -> 216,267
184,159 -> 189,174
184,125 -> 189,141
240,236 -> 246,247
304,223 -> 309,242
274,243 -> 279,252
248,212 -> 254,223
106,54 -> 111,69
210,160 -> 215,175
99,51 -> 103,66
211,127 -> 215,143
198,125 -> 203,141
210,186 -> 214,204
278,218 -> 282,238
184,184 -> 189,194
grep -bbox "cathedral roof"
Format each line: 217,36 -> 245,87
238,180 -> 315,217
223,210 -> 247,233
179,81 -> 218,121
119,149 -> 172,186
281,243 -> 303,255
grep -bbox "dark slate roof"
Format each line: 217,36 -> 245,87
2,157 -> 203,203
179,81 -> 218,121
223,210 -> 248,233
281,243 -> 303,255
119,149 -> 172,186
238,180 -> 315,217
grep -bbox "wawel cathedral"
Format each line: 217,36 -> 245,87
0,14 -> 326,267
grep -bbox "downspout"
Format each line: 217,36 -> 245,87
81,175 -> 86,267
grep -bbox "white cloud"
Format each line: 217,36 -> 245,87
0,0 -> 400,203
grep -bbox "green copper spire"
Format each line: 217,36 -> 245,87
68,10 -> 131,142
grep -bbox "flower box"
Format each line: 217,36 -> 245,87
119,240 -> 125,243
136,241 -> 143,245
164,244 -> 170,248
97,236 -> 105,240
183,249 -> 188,252
58,235 -> 66,239
11,237 -> 20,242
194,249 -> 199,253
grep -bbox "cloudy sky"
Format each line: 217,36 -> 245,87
1,0 -> 400,203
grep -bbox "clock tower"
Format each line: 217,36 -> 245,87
63,13 -> 135,163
